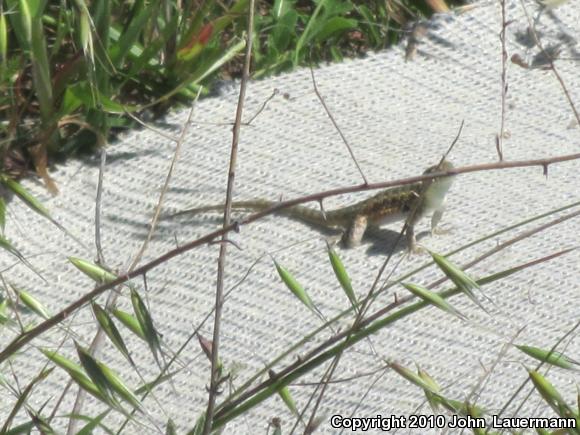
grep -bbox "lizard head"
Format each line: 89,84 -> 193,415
423,159 -> 454,175
422,159 -> 455,211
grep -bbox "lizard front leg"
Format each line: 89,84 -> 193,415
430,199 -> 448,235
343,214 -> 368,248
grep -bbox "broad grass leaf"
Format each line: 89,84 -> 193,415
188,412 -> 206,435
271,10 -> 297,53
314,16 -> 357,42
165,419 -> 177,435
273,0 -> 295,19
18,0 -> 32,45
4,421 -> 35,434
109,5 -> 153,67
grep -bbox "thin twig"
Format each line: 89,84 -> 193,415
1,154 -> 580,363
95,147 -> 107,265
338,368 -> 389,435
124,110 -> 180,142
497,0 -> 508,161
244,89 -> 279,125
519,0 -> 580,126
202,2 -> 256,433
301,357 -> 341,434
132,99 -> 200,268
310,66 -> 368,185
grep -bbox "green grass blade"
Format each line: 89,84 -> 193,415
92,303 -> 134,365
327,245 -> 358,312
97,360 -> 142,411
402,282 -> 466,321
1,176 -> 50,217
0,196 -> 6,233
76,410 -> 111,435
41,348 -> 106,403
29,2 -> 53,123
130,288 -> 161,365
4,421 -> 35,435
274,260 -> 314,310
517,345 -> 577,370
314,16 -> 357,42
112,308 -> 145,340
18,290 -> 50,319
18,0 -> 32,45
273,0 -> 294,19
0,9 -> 8,66
294,0 -> 326,64
430,251 -> 488,312
528,370 -> 571,415
75,341 -> 118,406
109,5 -> 153,67
269,370 -> 298,416
389,362 -> 439,394
68,257 -> 118,284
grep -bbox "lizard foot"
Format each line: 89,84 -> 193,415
407,243 -> 427,256
431,226 -> 452,236
326,235 -> 342,248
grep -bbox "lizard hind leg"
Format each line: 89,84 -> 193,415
343,214 -> 368,248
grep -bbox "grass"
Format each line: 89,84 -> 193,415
0,0 -> 458,190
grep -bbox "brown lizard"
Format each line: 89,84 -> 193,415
168,160 -> 455,252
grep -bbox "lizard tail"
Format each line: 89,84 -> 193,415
167,200 -> 334,227
168,200 -> 275,218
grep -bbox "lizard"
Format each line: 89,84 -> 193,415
168,160 -> 455,252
